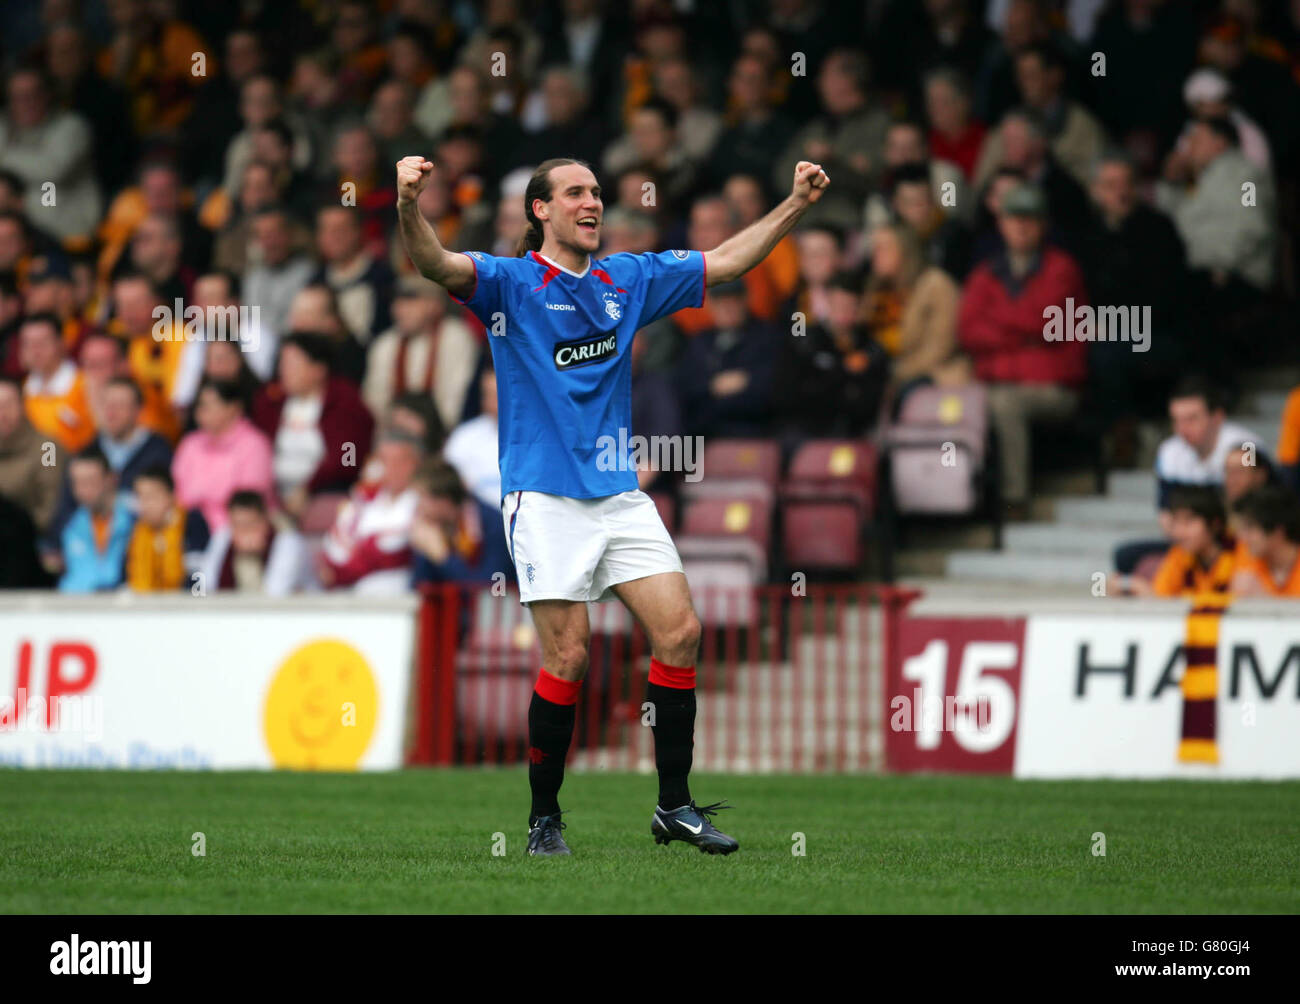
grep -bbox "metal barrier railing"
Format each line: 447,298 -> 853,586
413,583 -> 920,773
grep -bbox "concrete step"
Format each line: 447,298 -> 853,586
1002,522 -> 1155,555
1052,496 -> 1159,525
1105,469 -> 1157,501
945,550 -> 1108,586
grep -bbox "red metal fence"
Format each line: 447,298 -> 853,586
412,583 -> 918,772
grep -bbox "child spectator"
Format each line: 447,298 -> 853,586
201,490 -> 310,596
59,444 -> 134,593
1230,487 -> 1300,597
126,466 -> 209,592
410,459 -> 513,586
1121,486 -> 1235,598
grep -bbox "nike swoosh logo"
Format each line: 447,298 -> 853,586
678,820 -> 703,834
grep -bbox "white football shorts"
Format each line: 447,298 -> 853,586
501,489 -> 684,604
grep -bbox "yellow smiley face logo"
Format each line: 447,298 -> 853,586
263,639 -> 379,770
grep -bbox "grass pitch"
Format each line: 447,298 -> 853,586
2,769 -> 1297,914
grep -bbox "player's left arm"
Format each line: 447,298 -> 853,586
703,161 -> 829,286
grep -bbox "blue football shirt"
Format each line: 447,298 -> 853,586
451,248 -> 706,500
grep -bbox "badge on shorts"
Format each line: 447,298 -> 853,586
525,562 -> 536,585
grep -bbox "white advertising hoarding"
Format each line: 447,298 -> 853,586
0,596 -> 415,771
1015,611 -> 1300,779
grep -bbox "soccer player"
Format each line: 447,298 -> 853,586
397,153 -> 829,856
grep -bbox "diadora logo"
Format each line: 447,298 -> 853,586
554,332 -> 617,369
546,302 -> 576,312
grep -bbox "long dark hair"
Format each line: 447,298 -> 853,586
516,157 -> 592,257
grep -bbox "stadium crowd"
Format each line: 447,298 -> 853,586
0,0 -> 1299,597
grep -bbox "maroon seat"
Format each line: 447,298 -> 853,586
780,502 -> 863,571
681,439 -> 782,505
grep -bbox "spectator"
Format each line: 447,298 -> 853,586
1173,68 -> 1272,173
722,174 -> 799,302
181,28 -> 265,189
1077,151 -> 1189,463
222,75 -> 312,201
1130,486 -> 1236,598
0,67 -> 101,243
671,194 -> 781,337
885,163 -> 973,280
364,277 -> 478,433
387,20 -> 455,142
1155,116 -> 1277,325
973,110 -> 1091,242
955,183 -> 1088,515
923,67 -> 986,181
705,54 -> 795,195
1224,442 -> 1273,545
864,120 -> 969,234
369,80 -> 428,173
202,490 -> 311,596
444,362 -> 501,508
0,374 -> 61,532
1114,377 -> 1257,575
775,49 -> 889,227
974,42 -> 1105,189
630,323 -> 683,492
171,271 -> 273,411
44,374 -> 174,553
678,280 -> 780,440
105,273 -> 183,441
603,98 -> 698,218
319,124 -> 398,259
173,378 -> 274,532
318,427 -> 423,595
283,284 -> 367,384
242,206 -> 314,345
1231,486 -> 1300,597
862,224 -> 961,396
253,332 -> 374,519
125,466 -> 209,592
1275,385 -> 1300,491
312,205 -> 395,347
780,224 -> 846,330
43,21 -> 137,198
19,313 -> 94,452
410,459 -> 513,586
522,67 -> 608,170
778,269 -> 889,440
58,444 -> 133,593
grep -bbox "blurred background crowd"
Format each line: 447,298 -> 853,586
1,0 -> 1299,599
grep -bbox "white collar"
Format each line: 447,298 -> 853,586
535,250 -> 590,278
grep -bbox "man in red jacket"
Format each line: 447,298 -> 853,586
252,331 -> 375,520
957,183 -> 1087,515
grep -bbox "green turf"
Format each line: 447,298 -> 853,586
2,769 -> 1297,913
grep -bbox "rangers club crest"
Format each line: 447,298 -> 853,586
603,291 -> 622,321
671,249 -> 689,259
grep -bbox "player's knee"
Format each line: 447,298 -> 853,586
548,641 -> 590,680
661,612 -> 701,666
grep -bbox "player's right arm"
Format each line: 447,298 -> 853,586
396,156 -> 476,301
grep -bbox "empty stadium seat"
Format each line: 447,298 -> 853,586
676,495 -> 772,624
777,440 -> 879,574
881,385 -> 989,516
681,439 -> 782,504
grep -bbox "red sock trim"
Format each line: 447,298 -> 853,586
649,657 -> 696,689
535,667 -> 582,705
